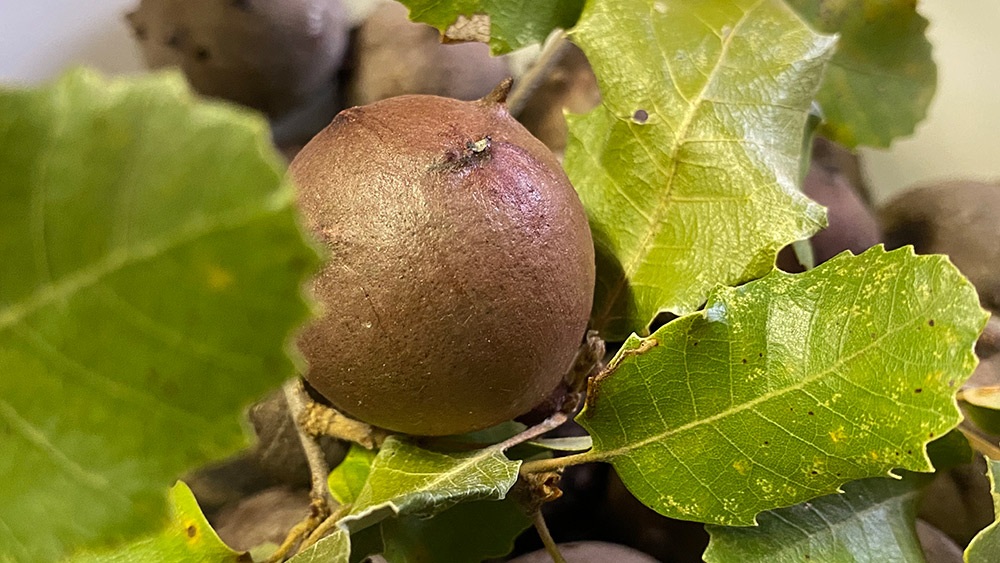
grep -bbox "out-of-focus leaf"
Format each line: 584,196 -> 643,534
66,482 -> 247,563
926,429 -> 974,472
785,0 -> 936,148
704,473 -> 929,562
0,70 -> 318,561
397,0 -> 584,54
341,437 -> 520,532
380,498 -> 531,563
960,386 -> 1000,435
565,0 -> 833,340
329,446 -> 378,505
576,246 -> 986,525
347,526 -> 384,563
965,459 -> 1000,562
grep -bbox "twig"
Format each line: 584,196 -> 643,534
298,502 -> 353,553
267,511 -> 320,563
299,398 -> 388,450
507,32 -> 573,117
532,510 -> 567,563
283,379 -> 337,508
496,410 -> 571,452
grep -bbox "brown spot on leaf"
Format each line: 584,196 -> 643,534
444,13 -> 491,43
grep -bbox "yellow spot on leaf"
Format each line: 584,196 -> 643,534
733,459 -> 751,475
829,426 -> 847,443
205,264 -> 234,290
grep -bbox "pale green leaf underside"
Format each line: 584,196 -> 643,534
66,483 -> 245,563
565,0 -> 833,340
287,529 -> 350,563
526,436 -> 593,452
340,437 -> 521,532
398,0 -> 584,54
785,0 -> 936,148
577,246 -> 985,525
965,459 -> 1000,562
704,474 -> 928,562
0,70 -> 318,561
297,438 -> 523,563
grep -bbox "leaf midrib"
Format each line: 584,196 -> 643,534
0,203 -> 278,333
592,299 -> 941,461
351,446 -> 519,517
590,0 -> 763,330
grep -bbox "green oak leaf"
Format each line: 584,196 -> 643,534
329,445 -> 378,505
576,246 -> 986,525
785,0 -> 937,148
965,458 -> 1000,562
565,0 -> 833,340
340,437 -> 520,532
299,439 -> 526,563
379,498 -> 531,563
0,70 -> 318,561
287,529 -> 351,563
398,0 -> 584,54
704,473 -> 929,562
66,482 -> 248,563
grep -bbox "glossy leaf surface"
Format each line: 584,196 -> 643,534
565,0 -> 833,339
578,247 -> 986,525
